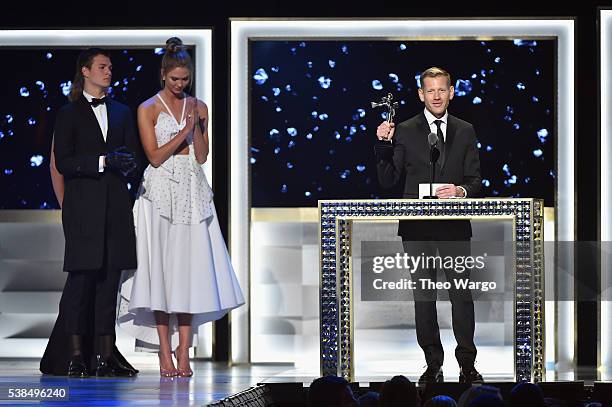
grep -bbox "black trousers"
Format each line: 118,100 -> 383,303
62,263 -> 121,336
40,245 -> 125,374
402,238 -> 477,367
40,191 -> 135,375
40,256 -> 132,375
62,188 -> 124,336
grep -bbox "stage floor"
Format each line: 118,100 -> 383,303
0,359 -> 318,406
0,355 -> 594,406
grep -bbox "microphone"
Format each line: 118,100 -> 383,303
428,132 -> 440,164
428,132 -> 438,147
424,132 -> 440,199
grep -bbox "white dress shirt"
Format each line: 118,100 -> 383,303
423,107 -> 448,142
82,91 -> 108,173
423,108 -> 467,198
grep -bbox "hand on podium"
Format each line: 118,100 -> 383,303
435,184 -> 466,198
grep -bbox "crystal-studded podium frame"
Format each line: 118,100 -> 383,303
318,198 -> 544,382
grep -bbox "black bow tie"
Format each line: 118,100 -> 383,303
90,97 -> 107,107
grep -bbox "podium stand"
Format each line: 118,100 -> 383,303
318,198 -> 544,382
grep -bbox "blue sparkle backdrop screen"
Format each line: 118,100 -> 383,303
249,40 -> 555,207
0,47 -> 191,209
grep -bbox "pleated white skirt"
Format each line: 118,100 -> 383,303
117,196 -> 244,351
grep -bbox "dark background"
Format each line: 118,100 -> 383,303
250,39 -> 555,206
1,0 -> 605,371
0,41 -> 556,208
0,48 -> 164,209
0,47 -> 197,209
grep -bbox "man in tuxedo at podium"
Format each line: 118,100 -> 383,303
375,67 -> 483,384
41,48 -> 142,377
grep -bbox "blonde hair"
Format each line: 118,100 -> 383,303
419,67 -> 451,88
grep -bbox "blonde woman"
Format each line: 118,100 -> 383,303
119,37 -> 244,377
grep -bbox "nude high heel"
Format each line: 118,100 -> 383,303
173,347 -> 193,377
158,352 -> 178,377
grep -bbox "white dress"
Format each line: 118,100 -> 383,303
117,95 -> 244,351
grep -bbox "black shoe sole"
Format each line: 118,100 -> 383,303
459,377 -> 484,384
113,371 -> 137,377
94,368 -> 115,377
67,373 -> 89,378
418,375 -> 444,385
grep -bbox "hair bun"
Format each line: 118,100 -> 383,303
165,37 -> 184,53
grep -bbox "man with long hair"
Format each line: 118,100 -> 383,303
40,48 -> 141,377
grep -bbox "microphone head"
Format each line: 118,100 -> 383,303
428,132 -> 438,146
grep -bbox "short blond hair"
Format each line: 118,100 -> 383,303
419,67 -> 451,88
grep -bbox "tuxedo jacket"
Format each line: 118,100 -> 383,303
53,96 -> 141,271
376,111 -> 482,240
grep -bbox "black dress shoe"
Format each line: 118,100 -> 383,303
94,355 -> 115,377
109,354 -> 137,377
67,355 -> 89,378
459,364 -> 484,384
419,365 -> 443,384
112,347 -> 139,374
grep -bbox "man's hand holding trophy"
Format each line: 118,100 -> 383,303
371,93 -> 398,142
371,93 -> 398,160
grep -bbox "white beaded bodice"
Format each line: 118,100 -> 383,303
136,95 -> 213,225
